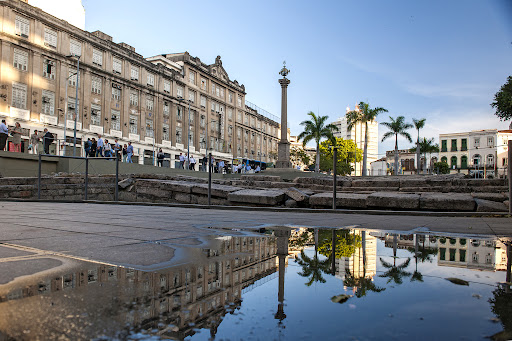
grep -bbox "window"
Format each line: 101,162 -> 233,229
67,97 -> 79,119
147,73 -> 155,87
487,154 -> 494,165
177,106 -> 182,120
163,102 -> 170,116
461,138 -> 467,151
200,95 -> 206,108
459,249 -> 466,262
220,87 -> 224,98
163,124 -> 169,141
129,115 -> 138,134
441,140 -> 447,152
69,39 -> 81,56
146,119 -> 154,138
237,111 -> 242,122
176,126 -> 182,143
44,28 -> 57,48
473,154 -> 481,166
201,78 -> 207,90
163,79 -> 171,93
449,249 -> 456,262
189,70 -> 195,84
41,90 -> 55,115
111,85 -> 121,101
451,139 -> 457,152
110,109 -> 121,131
43,58 -> 55,79
200,133 -> 206,149
474,137 -> 480,147
188,90 -> 195,103
228,92 -> 233,103
228,108 -> 233,120
450,156 -> 457,168
90,103 -> 101,126
189,130 -> 194,146
472,252 -> 479,263
130,66 -> 139,81
130,91 -> 138,106
12,82 -> 27,109
92,49 -> 102,66
146,96 -> 154,111
113,57 -> 122,74
91,76 -> 102,94
68,70 -> 78,86
237,95 -> 242,107
200,115 -> 205,128
487,137 -> 494,147
177,85 -> 183,98
15,16 -> 29,38
13,48 -> 28,71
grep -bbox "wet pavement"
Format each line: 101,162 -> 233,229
0,202 -> 511,340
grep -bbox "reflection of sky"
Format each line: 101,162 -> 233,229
190,238 -> 505,341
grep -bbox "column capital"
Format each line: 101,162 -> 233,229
278,78 -> 290,87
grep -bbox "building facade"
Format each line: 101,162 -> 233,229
332,104 -> 378,176
439,129 -> 511,177
0,0 -> 279,168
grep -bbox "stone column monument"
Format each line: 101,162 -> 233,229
276,62 -> 292,169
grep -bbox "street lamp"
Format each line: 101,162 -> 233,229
62,70 -> 77,156
66,54 -> 80,157
178,98 -> 192,170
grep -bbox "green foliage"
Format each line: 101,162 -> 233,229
291,146 -> 310,166
433,161 -> 450,174
381,116 -> 413,144
491,76 -> 512,121
318,137 -> 362,175
295,250 -> 332,286
489,287 -> 512,332
317,230 -> 362,259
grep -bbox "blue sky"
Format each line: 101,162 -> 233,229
82,0 -> 512,156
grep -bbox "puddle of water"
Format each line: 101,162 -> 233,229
0,228 -> 510,340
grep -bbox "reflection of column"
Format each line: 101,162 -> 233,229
274,228 -> 290,323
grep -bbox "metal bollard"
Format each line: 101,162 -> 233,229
38,153 -> 42,199
85,157 -> 89,200
208,152 -> 212,206
333,147 -> 337,210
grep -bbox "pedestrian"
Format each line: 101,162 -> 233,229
179,153 -> 185,169
0,119 -> 9,151
90,138 -> 97,157
96,135 -> 104,157
84,138 -> 92,157
202,155 -> 208,171
218,160 -> 225,174
126,142 -> 133,163
157,148 -> 164,167
114,139 -> 121,159
122,144 -> 128,162
43,128 -> 54,154
190,156 -> 196,170
29,129 -> 40,155
103,139 -> 112,158
255,165 -> 261,173
10,122 -> 22,152
233,164 -> 238,174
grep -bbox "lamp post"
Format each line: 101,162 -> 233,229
66,54 -> 80,157
178,98 -> 192,170
62,71 -> 76,156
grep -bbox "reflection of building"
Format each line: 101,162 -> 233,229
336,230 -> 377,281
0,235 -> 278,340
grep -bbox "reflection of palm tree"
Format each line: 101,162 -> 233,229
343,269 -> 385,297
407,234 -> 438,282
379,258 -> 412,285
296,250 -> 332,286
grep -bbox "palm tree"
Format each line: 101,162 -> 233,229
298,112 -> 338,173
343,270 -> 386,297
379,257 -> 412,285
295,250 -> 332,286
413,118 -> 426,174
381,116 -> 413,175
347,102 -> 387,176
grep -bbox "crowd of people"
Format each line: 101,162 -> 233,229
1,119 -> 55,154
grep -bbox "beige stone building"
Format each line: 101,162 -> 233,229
0,0 -> 279,168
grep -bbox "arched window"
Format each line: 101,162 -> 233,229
461,155 -> 468,169
487,154 -> 494,165
473,154 -> 481,166
441,156 -> 447,163
450,156 -> 457,168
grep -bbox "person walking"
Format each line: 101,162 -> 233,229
189,156 -> 196,171
11,122 -> 22,152
43,128 -> 54,154
218,160 -> 225,174
122,144 -> 128,162
157,148 -> 164,167
126,142 -> 134,163
202,155 -> 208,171
90,138 -> 97,157
0,119 -> 8,151
114,139 -> 121,160
179,153 -> 185,169
84,138 -> 92,157
96,135 -> 104,157
29,129 -> 40,155
103,139 -> 112,158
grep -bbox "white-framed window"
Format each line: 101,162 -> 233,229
163,102 -> 170,116
68,70 -> 78,86
67,97 -> 79,119
211,83 -> 215,95
189,110 -> 194,124
43,58 -> 55,79
177,106 -> 182,120
220,87 -> 224,98
228,92 -> 233,103
92,48 -> 103,66
111,86 -> 121,101
41,89 -> 55,115
163,79 -> 171,93
188,90 -> 195,103
487,137 -> 494,147
176,125 -> 182,143
146,96 -> 154,111
146,119 -> 154,138
15,16 -> 29,38
237,111 -> 242,122
177,85 -> 183,98
200,95 -> 206,108
189,130 -> 194,147
200,114 -> 205,128
130,91 -> 138,106
13,48 -> 28,71
69,39 -> 82,57
237,95 -> 242,107
189,70 -> 195,84
200,133 -> 206,149
113,57 -> 122,74
201,78 -> 207,90
474,137 -> 480,147
163,124 -> 170,141
130,66 -> 139,81
90,103 -> 101,126
44,28 -> 57,48
216,86 -> 220,97
487,154 -> 494,165
129,115 -> 138,134
91,76 -> 102,94
147,73 -> 155,87
228,108 -> 233,120
111,109 -> 120,131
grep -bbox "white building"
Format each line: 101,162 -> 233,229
332,104 -> 379,176
370,157 -> 387,176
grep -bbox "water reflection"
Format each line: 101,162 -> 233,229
0,228 -> 510,340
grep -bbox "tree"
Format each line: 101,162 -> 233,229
379,258 -> 412,285
318,137 -> 362,175
433,161 -> 450,174
290,146 -> 310,169
317,229 -> 362,259
381,116 -> 413,175
295,250 -> 332,286
410,137 -> 439,173
298,112 -> 338,173
412,118 -> 426,174
491,76 -> 512,126
346,102 -> 388,176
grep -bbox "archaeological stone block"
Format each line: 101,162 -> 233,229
419,193 -> 476,211
474,198 -> 508,212
228,189 -> 285,206
471,192 -> 507,202
285,187 -> 310,203
191,183 -> 241,198
367,192 -> 420,210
